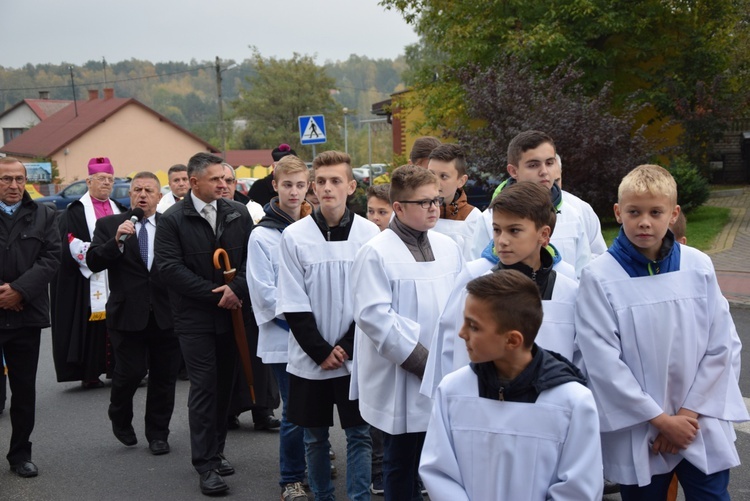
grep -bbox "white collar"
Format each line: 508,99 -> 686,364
190,192 -> 217,214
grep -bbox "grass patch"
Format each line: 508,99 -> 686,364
600,205 -> 731,252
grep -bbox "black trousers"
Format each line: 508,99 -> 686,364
179,330 -> 237,474
0,327 -> 41,464
108,313 -> 180,442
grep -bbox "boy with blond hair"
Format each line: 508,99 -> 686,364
575,164 -> 748,498
247,155 -> 312,501
419,270 -> 603,500
422,181 -> 580,397
351,164 -> 464,499
427,144 -> 482,259
276,151 -> 379,501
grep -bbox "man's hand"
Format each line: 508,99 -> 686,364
212,284 -> 243,309
320,346 -> 348,370
0,283 -> 23,311
115,219 -> 135,244
650,413 -> 699,450
651,433 -> 679,455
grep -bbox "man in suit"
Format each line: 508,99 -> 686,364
155,152 -> 252,496
87,171 -> 180,456
0,157 -> 61,478
156,164 -> 189,213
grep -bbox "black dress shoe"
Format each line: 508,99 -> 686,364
112,423 -> 137,446
10,460 -> 38,478
254,415 -> 281,431
149,439 -> 170,455
216,453 -> 234,476
226,414 -> 240,430
199,470 -> 228,495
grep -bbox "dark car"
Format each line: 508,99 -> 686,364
36,177 -> 132,211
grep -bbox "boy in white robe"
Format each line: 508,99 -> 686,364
247,155 -> 312,501
575,164 -> 749,498
427,144 -> 482,260
276,151 -> 380,501
351,165 -> 464,500
423,181 -> 580,398
420,270 -> 603,500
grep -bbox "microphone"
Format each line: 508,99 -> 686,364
118,207 -> 145,243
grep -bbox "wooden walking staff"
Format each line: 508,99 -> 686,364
213,248 -> 256,403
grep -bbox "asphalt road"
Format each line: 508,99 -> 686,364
2,306 -> 750,500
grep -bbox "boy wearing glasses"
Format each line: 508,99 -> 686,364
351,164 -> 464,500
427,144 -> 482,260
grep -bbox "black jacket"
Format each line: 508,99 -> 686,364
86,211 -> 173,332
0,192 -> 61,329
154,192 -> 252,333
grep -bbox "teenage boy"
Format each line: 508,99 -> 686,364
351,164 -> 464,500
575,164 -> 748,498
247,155 -> 312,501
427,144 -> 482,259
366,184 -> 393,232
419,270 -> 603,500
276,151 -> 379,501
423,181 -> 580,398
472,131 -> 591,275
409,136 -> 442,168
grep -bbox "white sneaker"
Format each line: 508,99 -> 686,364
281,481 -> 307,501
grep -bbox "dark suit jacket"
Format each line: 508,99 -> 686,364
87,210 -> 173,332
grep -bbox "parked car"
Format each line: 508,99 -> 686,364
360,163 -> 388,177
36,177 -> 132,211
352,167 -> 371,185
236,178 -> 258,196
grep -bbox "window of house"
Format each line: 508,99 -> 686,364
3,128 -> 26,144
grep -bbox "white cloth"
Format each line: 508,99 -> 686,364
471,204 -> 592,277
575,247 -> 749,486
276,214 -> 380,380
422,267 -> 580,398
350,229 -> 464,434
246,200 -> 265,225
562,190 -> 606,257
419,366 -> 604,501
156,191 -> 179,213
247,225 -> 289,364
432,207 -> 482,260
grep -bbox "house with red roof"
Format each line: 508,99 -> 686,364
0,88 -> 219,182
0,91 -> 72,147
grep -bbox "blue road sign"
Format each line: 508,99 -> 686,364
299,115 -> 327,145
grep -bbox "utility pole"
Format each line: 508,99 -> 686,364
69,66 -> 78,117
215,56 -> 226,159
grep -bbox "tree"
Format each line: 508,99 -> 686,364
230,51 -> 343,155
449,57 -> 655,217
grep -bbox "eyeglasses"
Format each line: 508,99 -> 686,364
225,178 -> 236,184
398,197 -> 444,209
90,176 -> 114,184
0,176 -> 27,185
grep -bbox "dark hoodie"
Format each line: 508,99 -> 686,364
608,227 -> 680,278
490,246 -> 557,301
255,196 -> 312,233
471,344 -> 586,403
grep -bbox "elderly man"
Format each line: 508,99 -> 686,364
155,152 -> 252,495
52,157 -> 126,388
87,172 -> 180,456
156,164 -> 189,213
0,157 -> 61,477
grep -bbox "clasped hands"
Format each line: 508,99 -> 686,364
650,409 -> 700,455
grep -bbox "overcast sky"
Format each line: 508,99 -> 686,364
3,0 -> 419,68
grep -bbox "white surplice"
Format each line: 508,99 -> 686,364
433,207 -> 482,260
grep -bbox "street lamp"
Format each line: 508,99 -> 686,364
215,57 -> 238,159
343,107 -> 349,154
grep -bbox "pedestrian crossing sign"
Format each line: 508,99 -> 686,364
298,115 -> 327,145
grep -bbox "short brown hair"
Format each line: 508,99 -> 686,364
410,136 -> 442,165
670,211 -> 687,241
367,183 -> 390,204
167,164 -> 187,176
465,269 -> 543,348
507,130 -> 556,167
312,150 -> 353,181
132,171 -> 160,184
428,143 -> 468,177
490,181 -> 557,234
274,155 -> 308,180
390,164 -> 439,204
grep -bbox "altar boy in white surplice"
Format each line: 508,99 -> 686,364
419,270 -> 603,501
350,165 -> 464,500
575,164 -> 748,499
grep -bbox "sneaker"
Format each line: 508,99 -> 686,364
369,474 -> 384,495
281,481 -> 308,501
330,464 -> 338,479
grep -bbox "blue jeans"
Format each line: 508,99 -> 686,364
304,424 -> 371,501
383,431 -> 426,501
619,459 -> 730,501
271,363 -> 306,486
